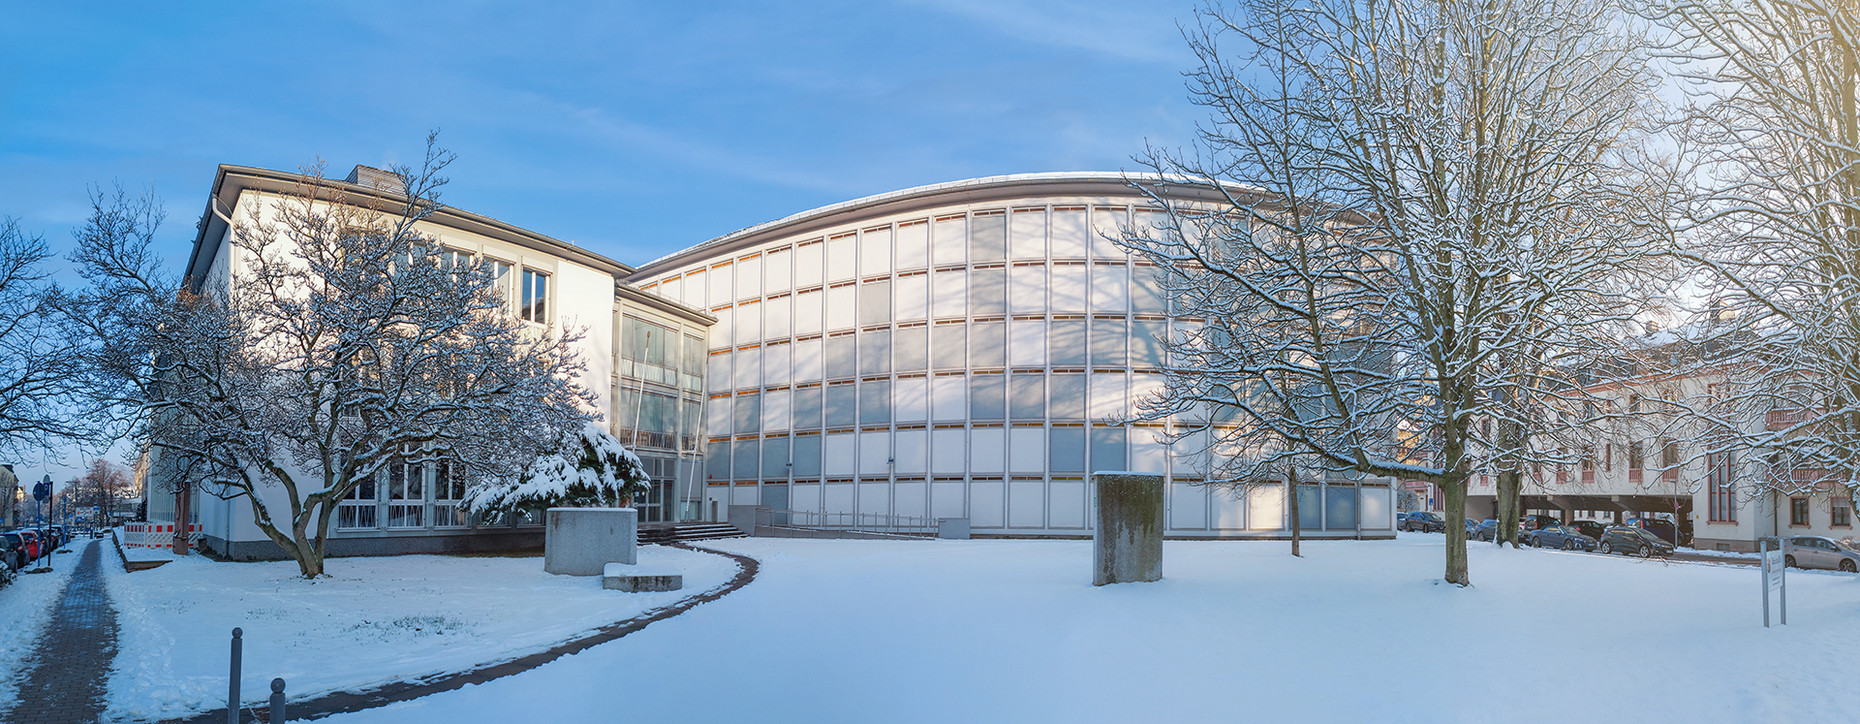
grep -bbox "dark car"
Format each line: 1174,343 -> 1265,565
0,532 -> 26,571
1526,525 -> 1597,551
1399,512 -> 1446,533
1626,517 -> 1682,547
1520,515 -> 1561,534
1475,519 -> 1499,541
1567,520 -> 1607,541
48,525 -> 68,548
1465,518 -> 1479,538
1599,525 -> 1674,557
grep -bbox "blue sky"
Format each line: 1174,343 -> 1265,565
2,1 -> 1201,267
0,1 -> 1203,485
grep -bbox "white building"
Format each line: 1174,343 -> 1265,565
159,167 -> 1394,558
626,173 -> 1396,539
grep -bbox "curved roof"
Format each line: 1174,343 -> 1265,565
626,171 -> 1242,280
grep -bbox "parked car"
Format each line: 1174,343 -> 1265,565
1599,525 -> 1674,557
1783,536 -> 1860,572
0,532 -> 26,571
1399,512 -> 1446,533
47,525 -> 68,548
1626,517 -> 1682,547
1475,519 -> 1499,541
1465,518 -> 1479,538
1521,514 -> 1562,533
1526,525 -> 1597,551
1568,520 -> 1608,541
10,530 -> 41,562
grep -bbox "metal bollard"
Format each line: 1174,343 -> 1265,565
228,627 -> 242,724
269,678 -> 287,722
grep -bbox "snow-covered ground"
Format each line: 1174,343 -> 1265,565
312,534 -> 1860,724
102,545 -> 737,721
0,539 -> 79,715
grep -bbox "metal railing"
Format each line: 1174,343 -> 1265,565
757,508 -> 938,536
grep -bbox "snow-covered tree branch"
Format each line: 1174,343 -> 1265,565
1121,0 -> 1666,584
72,135 -> 596,577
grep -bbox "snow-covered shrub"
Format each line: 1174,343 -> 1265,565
466,423 -> 650,517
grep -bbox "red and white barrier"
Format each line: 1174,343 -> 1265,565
122,522 -> 201,549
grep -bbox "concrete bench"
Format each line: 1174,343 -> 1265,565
602,562 -> 683,592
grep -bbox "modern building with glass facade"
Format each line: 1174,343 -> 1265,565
627,173 -> 1396,538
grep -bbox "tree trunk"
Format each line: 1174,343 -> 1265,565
1496,468 -> 1522,548
1443,476 -> 1469,585
171,478 -> 190,556
1287,470 -> 1302,558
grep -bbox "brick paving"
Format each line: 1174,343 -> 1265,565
5,539 -> 119,724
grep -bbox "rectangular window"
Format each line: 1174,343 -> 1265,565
970,321 -> 1007,368
932,324 -> 966,370
971,212 -> 1006,261
1628,442 -> 1644,472
486,259 -> 514,312
1707,452 -> 1735,523
1011,374 -> 1045,419
860,281 -> 891,327
970,268 -> 1007,317
1661,439 -> 1680,483
1834,503 -> 1851,528
858,329 -> 891,376
860,380 -> 892,424
1090,426 -> 1126,471
1091,318 -> 1128,366
792,386 -> 824,430
1049,374 -> 1086,419
1050,320 -> 1087,366
971,374 -> 1007,419
895,326 -> 928,372
1049,426 -> 1086,473
826,334 -> 857,379
387,460 -> 425,529
1791,497 -> 1810,526
337,472 -> 378,530
792,435 -> 823,477
825,384 -> 857,427
521,268 -> 549,323
432,460 -> 468,527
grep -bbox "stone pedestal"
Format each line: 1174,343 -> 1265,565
1093,472 -> 1164,586
544,507 -> 637,576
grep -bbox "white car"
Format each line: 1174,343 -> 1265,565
1784,536 -> 1860,572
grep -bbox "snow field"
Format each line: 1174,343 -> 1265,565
0,539 -> 80,718
102,545 -> 737,721
321,535 -> 1860,724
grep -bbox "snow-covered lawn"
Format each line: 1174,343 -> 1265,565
102,545 -> 738,721
0,539 -> 79,713
316,534 -> 1860,723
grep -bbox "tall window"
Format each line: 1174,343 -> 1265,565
521,268 -> 550,323
1791,497 -> 1810,526
1834,502 -> 1851,528
1661,439 -> 1680,483
432,460 -> 467,527
1707,452 -> 1735,523
387,460 -> 425,528
337,474 -> 378,529
1628,441 -> 1644,473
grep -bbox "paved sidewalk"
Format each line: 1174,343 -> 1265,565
6,539 -> 120,724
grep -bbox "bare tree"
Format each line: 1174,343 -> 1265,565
72,136 -> 595,577
1648,0 -> 1860,514
66,458 -> 133,526
0,217 -> 110,458
1120,0 -> 1663,584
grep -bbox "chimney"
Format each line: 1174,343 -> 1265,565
343,165 -> 405,193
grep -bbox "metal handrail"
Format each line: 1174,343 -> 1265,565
757,508 -> 938,536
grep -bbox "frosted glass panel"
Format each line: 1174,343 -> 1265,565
1010,209 -> 1045,259
825,384 -> 857,427
737,256 -> 762,301
971,213 -> 1006,262
733,301 -> 761,346
708,264 -> 733,307
970,268 -> 1006,317
1132,267 -> 1167,314
932,217 -> 966,266
971,427 -> 1006,473
1010,427 -> 1045,473
860,227 -> 891,278
733,393 -> 760,434
932,324 -> 966,369
1089,373 -> 1126,419
1091,318 -> 1128,366
1049,373 -> 1086,419
1009,265 -> 1045,314
794,289 -> 823,336
1009,480 -> 1044,527
1009,320 -> 1045,367
860,281 -> 891,326
792,338 -> 823,382
897,274 -> 928,320
896,222 -> 929,270
732,347 -> 759,389
708,352 -> 731,393
793,386 -> 823,430
709,307 -> 732,351
970,321 -> 1006,368
895,376 -> 929,422
1090,426 -> 1126,472
764,296 -> 791,341
826,285 -> 855,331
1326,486 -> 1359,530
859,330 -> 891,376
793,435 -> 822,477
860,379 -> 891,423
796,242 -> 823,288
824,433 -> 856,475
931,375 -> 966,421
1049,427 -> 1085,472
1050,320 -> 1086,366
1051,209 -> 1088,258
826,235 -> 856,281
1051,265 -> 1088,312
763,342 -> 791,386
684,269 -> 707,309
932,269 -> 966,318
708,396 -> 732,436
970,374 -> 1006,419
1248,484 -> 1285,530
859,431 -> 889,475
932,428 -> 966,473
1010,374 -> 1045,419
825,335 -> 855,379
1090,207 -> 1126,260
895,326 -> 928,372
765,247 -> 791,294
762,389 -> 792,434
1090,265 -> 1129,312
895,430 -> 928,474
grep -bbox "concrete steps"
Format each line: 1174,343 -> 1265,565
638,522 -> 745,544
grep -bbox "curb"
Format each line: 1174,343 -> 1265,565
149,542 -> 758,723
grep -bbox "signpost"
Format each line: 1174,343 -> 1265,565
1761,538 -> 1787,627
32,475 -> 51,571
